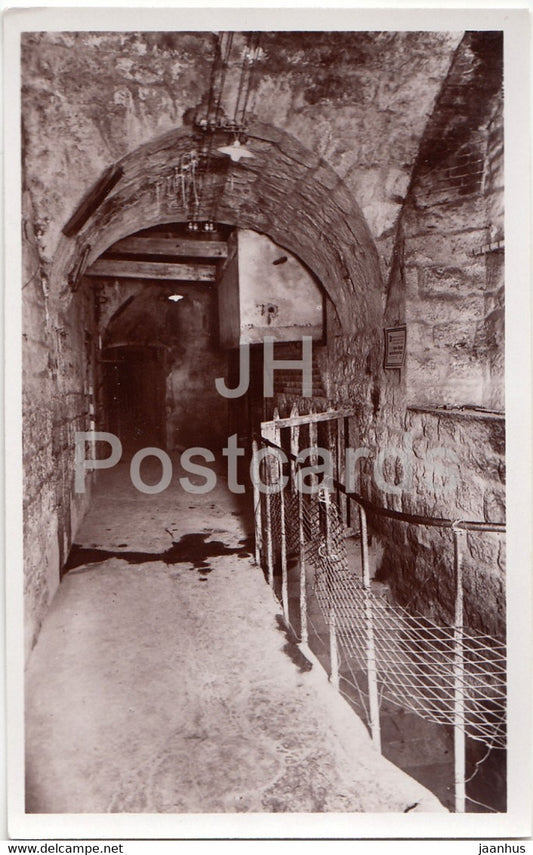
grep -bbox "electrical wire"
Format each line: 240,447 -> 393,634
204,32 -> 221,126
238,32 -> 261,127
232,42 -> 248,127
197,32 -> 233,222
22,267 -> 42,290
464,721 -> 505,784
214,31 -> 233,127
22,219 -> 44,289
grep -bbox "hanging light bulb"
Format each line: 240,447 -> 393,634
216,137 -> 255,162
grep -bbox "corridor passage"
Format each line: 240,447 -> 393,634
25,459 -> 445,814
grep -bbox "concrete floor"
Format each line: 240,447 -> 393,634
25,459 -> 446,814
280,536 -> 458,811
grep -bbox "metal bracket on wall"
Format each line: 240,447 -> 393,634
472,239 -> 504,256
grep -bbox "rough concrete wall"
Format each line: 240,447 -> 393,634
223,229 -> 324,345
250,31 -> 462,275
399,33 -> 504,410
21,31 -> 216,262
21,31 -> 460,273
481,88 -> 505,411
357,33 -> 506,638
164,292 -> 228,452
319,325 -> 506,637
20,32 -> 217,656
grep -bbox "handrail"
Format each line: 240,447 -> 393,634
261,407 -> 355,431
256,431 -> 506,813
259,435 -> 506,535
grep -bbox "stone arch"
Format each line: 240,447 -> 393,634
50,121 -> 383,336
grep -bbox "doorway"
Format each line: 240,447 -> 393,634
102,344 -> 166,457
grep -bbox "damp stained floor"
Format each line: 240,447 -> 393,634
25,459 -> 447,816
65,532 -> 255,576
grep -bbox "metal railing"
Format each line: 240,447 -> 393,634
252,408 -> 506,814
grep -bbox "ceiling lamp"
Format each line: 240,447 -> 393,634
216,137 -> 255,162
159,32 -> 262,225
168,294 -> 184,302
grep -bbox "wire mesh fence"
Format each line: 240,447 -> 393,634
253,429 -> 506,811
265,485 -> 506,749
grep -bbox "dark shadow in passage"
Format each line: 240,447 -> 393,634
64,532 -> 253,573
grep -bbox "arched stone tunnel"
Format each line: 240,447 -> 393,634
19,27 -> 508,822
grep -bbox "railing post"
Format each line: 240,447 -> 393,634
308,404 -> 319,493
252,439 -> 262,566
323,488 -> 339,690
289,403 -> 300,493
298,485 -> 308,647
264,451 -> 274,588
453,524 -> 467,813
359,503 -> 381,752
279,471 -> 289,620
336,415 -> 347,528
272,407 -> 281,450
329,606 -> 340,691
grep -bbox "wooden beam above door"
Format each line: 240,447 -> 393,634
106,236 -> 228,258
86,259 -> 216,282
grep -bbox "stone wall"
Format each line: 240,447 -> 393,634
303,317 -> 506,638
271,33 -> 506,638
351,33 -> 505,638
23,194 -> 96,656
397,32 -> 504,410
366,408 -> 506,638
248,31 -> 462,277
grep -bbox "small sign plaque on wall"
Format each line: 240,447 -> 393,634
384,325 -> 407,369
